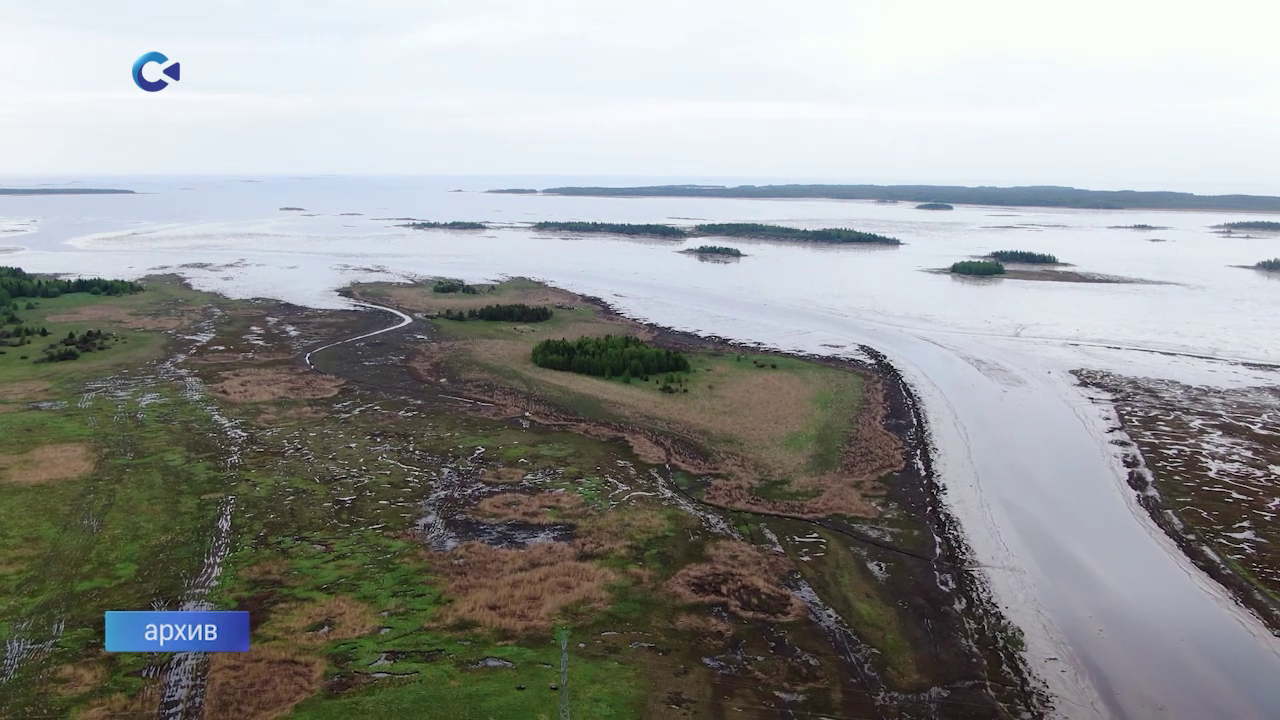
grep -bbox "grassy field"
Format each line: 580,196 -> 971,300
359,280 -> 869,510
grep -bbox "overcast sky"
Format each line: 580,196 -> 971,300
1,0 -> 1276,193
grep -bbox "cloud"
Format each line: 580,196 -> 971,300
0,0 -> 1275,191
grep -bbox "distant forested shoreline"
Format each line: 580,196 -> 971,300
518,184 -> 1280,212
0,188 -> 135,195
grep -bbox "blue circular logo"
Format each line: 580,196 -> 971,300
132,52 -> 181,92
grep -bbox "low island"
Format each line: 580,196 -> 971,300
681,245 -> 744,258
400,221 -> 487,230
1216,221 -> 1280,233
532,221 -> 686,238
485,188 -> 539,194
915,202 -> 954,211
950,260 -> 1005,276
529,221 -> 902,245
988,250 -> 1060,264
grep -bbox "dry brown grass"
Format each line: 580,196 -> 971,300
239,557 -> 291,583
52,660 -> 106,696
46,304 -> 192,330
472,491 -> 585,524
203,647 -> 325,720
0,380 -> 50,402
673,612 -> 735,641
0,443 -> 93,484
77,682 -> 160,720
210,368 -> 344,404
480,465 -> 529,484
253,406 -> 326,427
435,542 -> 616,634
270,595 -> 378,645
666,541 -> 806,622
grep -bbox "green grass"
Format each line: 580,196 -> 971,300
0,277 -> 211,390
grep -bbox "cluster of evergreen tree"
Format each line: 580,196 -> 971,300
1256,258 -> 1280,271
531,335 -> 690,379
1,324 -> 50,345
432,279 -> 479,294
35,329 -> 113,363
950,260 -> 1006,276
401,221 -> 487,230
692,223 -> 901,245
0,266 -> 142,301
989,250 -> 1059,264
440,303 -> 552,322
684,245 -> 743,257
1219,221 -> 1280,231
532,222 -> 688,238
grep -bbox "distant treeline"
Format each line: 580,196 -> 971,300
532,335 -> 690,379
916,203 -> 953,210
1218,221 -> 1280,232
401,221 -> 487,230
989,250 -> 1058,264
526,220 -> 900,244
0,188 -> 134,195
684,245 -> 743,257
440,303 -> 552,323
533,221 -> 686,238
693,223 -> 901,245
951,261 -> 1006,276
0,266 -> 142,301
1257,259 -> 1280,271
536,184 -> 1280,212
487,188 -> 539,194
432,279 -> 479,294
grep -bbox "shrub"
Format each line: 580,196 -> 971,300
432,279 -> 479,294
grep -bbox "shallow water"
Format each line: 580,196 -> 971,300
4,176 -> 1280,718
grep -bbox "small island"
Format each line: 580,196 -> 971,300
279,206 -> 307,211
681,245 -> 744,258
533,221 -> 686,238
486,188 -> 539,194
989,250 -> 1060,264
400,221 -> 487,230
950,260 -> 1005,276
916,203 -> 954,211
1109,224 -> 1169,231
1215,221 -> 1280,233
1255,258 -> 1280,272
693,223 -> 901,245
